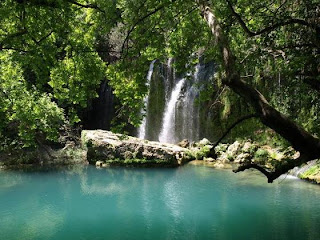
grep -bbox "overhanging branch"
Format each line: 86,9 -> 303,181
212,114 -> 258,148
225,0 -> 319,37
234,155 -> 306,183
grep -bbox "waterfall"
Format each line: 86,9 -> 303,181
159,78 -> 186,143
138,60 -> 156,139
165,58 -> 174,100
181,64 -> 201,141
137,57 -> 215,143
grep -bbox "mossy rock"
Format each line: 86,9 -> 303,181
300,164 -> 320,183
188,145 -> 213,160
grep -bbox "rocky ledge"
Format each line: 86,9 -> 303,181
81,130 -> 191,167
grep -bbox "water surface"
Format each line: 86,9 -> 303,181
1,165 -> 319,240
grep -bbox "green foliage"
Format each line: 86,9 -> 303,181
300,165 -> 320,179
0,52 -> 65,148
107,60 -> 147,129
0,0 -> 117,148
49,52 -> 106,123
187,145 -> 212,160
254,149 -> 269,159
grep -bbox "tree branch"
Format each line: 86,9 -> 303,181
29,30 -> 54,45
234,155 -> 306,183
233,163 -> 273,181
212,114 -> 258,148
121,5 -> 166,56
1,47 -> 29,53
0,30 -> 28,50
225,0 -> 319,37
66,0 -> 105,13
121,0 -> 177,56
14,0 -> 105,13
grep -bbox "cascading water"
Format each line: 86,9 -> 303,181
137,57 -> 215,143
158,78 -> 186,143
165,58 -> 174,100
138,60 -> 156,139
180,64 -> 201,142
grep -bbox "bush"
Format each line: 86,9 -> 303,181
254,148 -> 269,158
194,145 -> 212,160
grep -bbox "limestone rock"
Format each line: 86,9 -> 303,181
198,138 -> 211,147
234,153 -> 251,163
242,141 -> 256,153
96,161 -> 104,167
178,139 -> 190,148
215,143 -> 229,153
204,157 -> 215,162
212,160 -> 232,169
226,141 -> 241,156
82,130 -> 189,167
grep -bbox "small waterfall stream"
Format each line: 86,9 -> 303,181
159,78 -> 186,143
138,60 -> 156,139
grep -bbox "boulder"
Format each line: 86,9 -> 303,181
198,138 -> 211,147
82,130 -> 190,167
217,152 -> 230,163
226,141 -> 241,156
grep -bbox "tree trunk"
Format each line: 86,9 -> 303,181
197,0 -> 320,182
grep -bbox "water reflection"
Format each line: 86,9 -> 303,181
0,165 -> 320,240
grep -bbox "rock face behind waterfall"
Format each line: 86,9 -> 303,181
81,130 -> 190,167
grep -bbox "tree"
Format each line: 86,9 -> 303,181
110,0 -> 320,182
196,0 -> 320,182
0,0 -> 118,147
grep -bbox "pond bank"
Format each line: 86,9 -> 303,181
1,130 -> 319,184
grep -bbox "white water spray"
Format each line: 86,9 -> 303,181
138,60 -> 156,139
159,78 -> 186,143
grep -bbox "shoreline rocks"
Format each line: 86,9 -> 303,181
1,130 -> 319,184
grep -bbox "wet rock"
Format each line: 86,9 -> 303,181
203,157 -> 215,162
96,161 -> 104,167
212,160 -> 232,169
217,152 -> 230,163
102,163 -> 109,168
